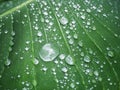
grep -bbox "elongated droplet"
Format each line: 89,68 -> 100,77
60,16 -> 68,25
39,43 -> 59,62
65,55 -> 74,65
32,80 -> 37,87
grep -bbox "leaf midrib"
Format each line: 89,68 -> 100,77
0,0 -> 34,18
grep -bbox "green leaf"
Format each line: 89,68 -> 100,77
0,0 -> 120,90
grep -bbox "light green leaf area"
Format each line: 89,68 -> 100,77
0,0 -> 120,90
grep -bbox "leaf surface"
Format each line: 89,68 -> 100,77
0,0 -> 120,90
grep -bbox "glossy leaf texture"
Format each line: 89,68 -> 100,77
0,0 -> 120,90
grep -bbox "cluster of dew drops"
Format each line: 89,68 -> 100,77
0,0 -> 119,90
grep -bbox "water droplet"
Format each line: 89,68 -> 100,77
43,11 -> 48,16
92,26 -> 96,30
0,75 -> 2,78
61,67 -> 68,73
86,8 -> 91,13
107,51 -> 114,57
17,75 -> 21,78
65,55 -> 74,65
59,54 -> 66,60
81,15 -> 85,20
33,58 -> 39,65
73,34 -> 78,39
26,41 -> 30,44
39,43 -> 59,62
78,41 -> 83,47
60,16 -> 68,25
35,26 -> 39,30
94,70 -> 99,76
69,39 -> 74,45
5,59 -> 11,66
98,77 -> 102,81
70,83 -> 75,88
11,31 -> 15,36
4,30 -> 8,34
84,55 -> 91,62
42,67 -> 47,72
25,47 -> 29,51
9,41 -> 14,46
37,31 -> 42,37
22,87 -> 28,90
32,80 -> 37,87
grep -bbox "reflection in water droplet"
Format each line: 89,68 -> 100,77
65,55 -> 74,65
60,16 -> 68,25
5,59 -> 11,66
107,51 -> 114,57
39,43 -> 59,62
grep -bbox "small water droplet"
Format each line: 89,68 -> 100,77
32,80 -> 37,87
5,59 -> 11,66
0,75 -> 2,78
107,51 -> 114,57
39,43 -> 59,62
60,16 -> 68,25
84,55 -> 91,62
25,47 -> 29,51
17,75 -> 21,78
37,31 -> 42,37
43,11 -> 48,16
11,31 -> 15,36
78,41 -> 83,47
69,39 -> 74,45
86,8 -> 91,13
92,26 -> 96,30
65,55 -> 74,65
59,54 -> 66,60
98,77 -> 102,81
33,58 -> 39,65
73,34 -> 78,39
42,67 -> 47,72
61,67 -> 68,73
26,41 -> 30,44
35,26 -> 39,30
4,30 -> 8,34
70,83 -> 75,88
94,70 -> 99,76
81,15 -> 85,20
